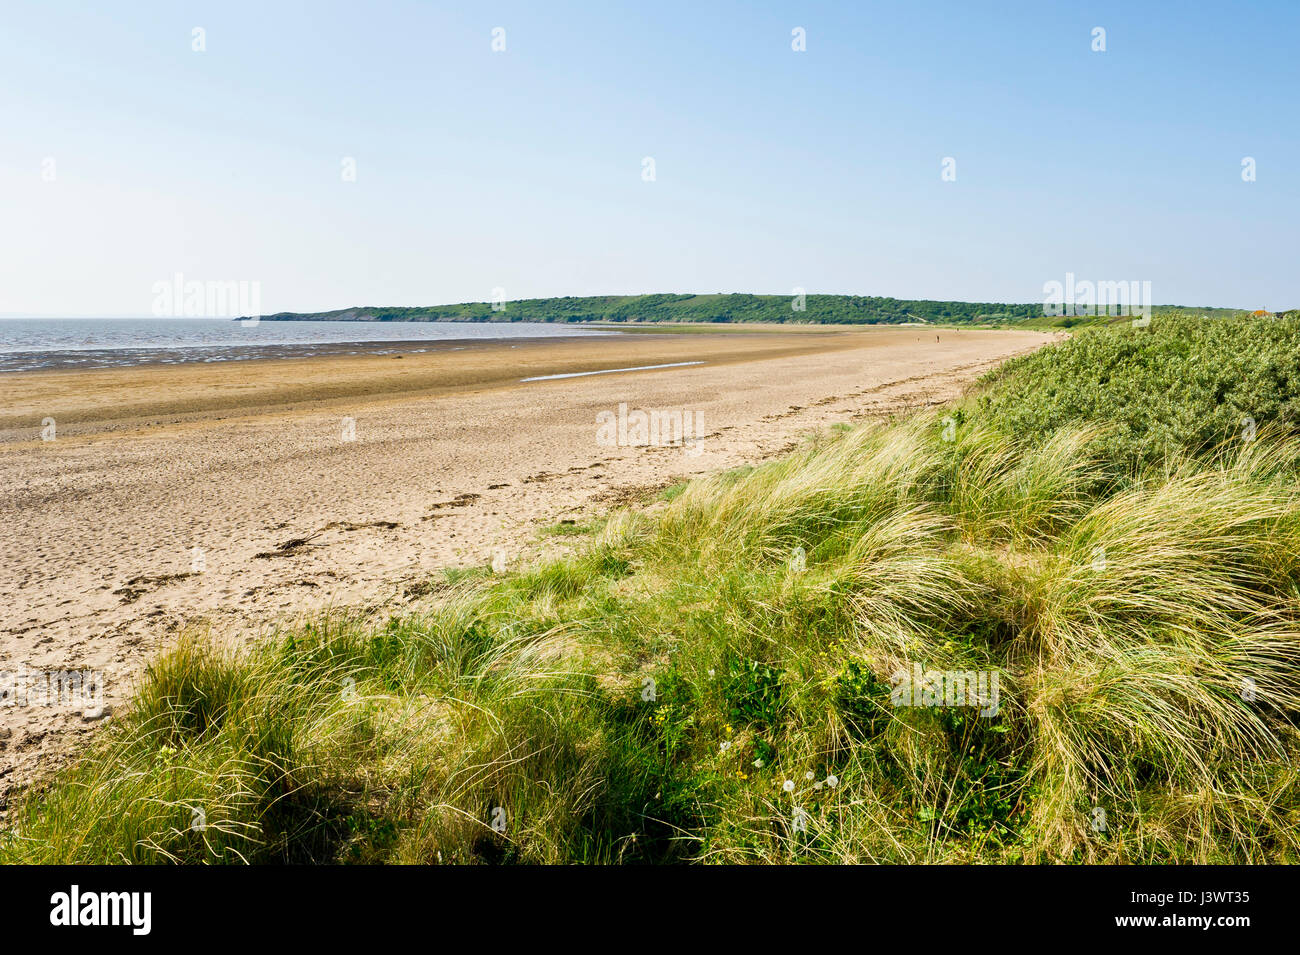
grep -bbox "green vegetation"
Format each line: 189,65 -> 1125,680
6,315 -> 1300,864
977,314 -> 1300,471
254,293 -> 1255,329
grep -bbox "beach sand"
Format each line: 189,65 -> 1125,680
0,324 -> 1059,802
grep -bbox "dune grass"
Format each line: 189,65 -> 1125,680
4,316 -> 1300,865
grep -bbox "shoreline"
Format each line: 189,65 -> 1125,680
0,319 -> 1005,376
0,318 -> 896,377
0,326 -> 873,439
0,334 -> 608,375
0,322 -> 624,376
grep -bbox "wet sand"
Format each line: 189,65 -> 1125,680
0,324 -> 1059,802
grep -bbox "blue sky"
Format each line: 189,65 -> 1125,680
1,0 -> 1296,315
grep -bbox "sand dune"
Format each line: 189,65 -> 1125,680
0,324 -> 1057,802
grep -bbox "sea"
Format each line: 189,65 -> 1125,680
0,318 -> 620,373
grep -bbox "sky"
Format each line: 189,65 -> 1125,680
1,0 -> 1296,316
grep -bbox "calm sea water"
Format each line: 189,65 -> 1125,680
0,319 -> 619,373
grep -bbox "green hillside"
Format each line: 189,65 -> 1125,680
253,294 -> 1256,328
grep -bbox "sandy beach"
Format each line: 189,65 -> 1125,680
0,324 -> 1057,802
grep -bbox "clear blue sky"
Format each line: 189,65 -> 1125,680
2,0 -> 1296,316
